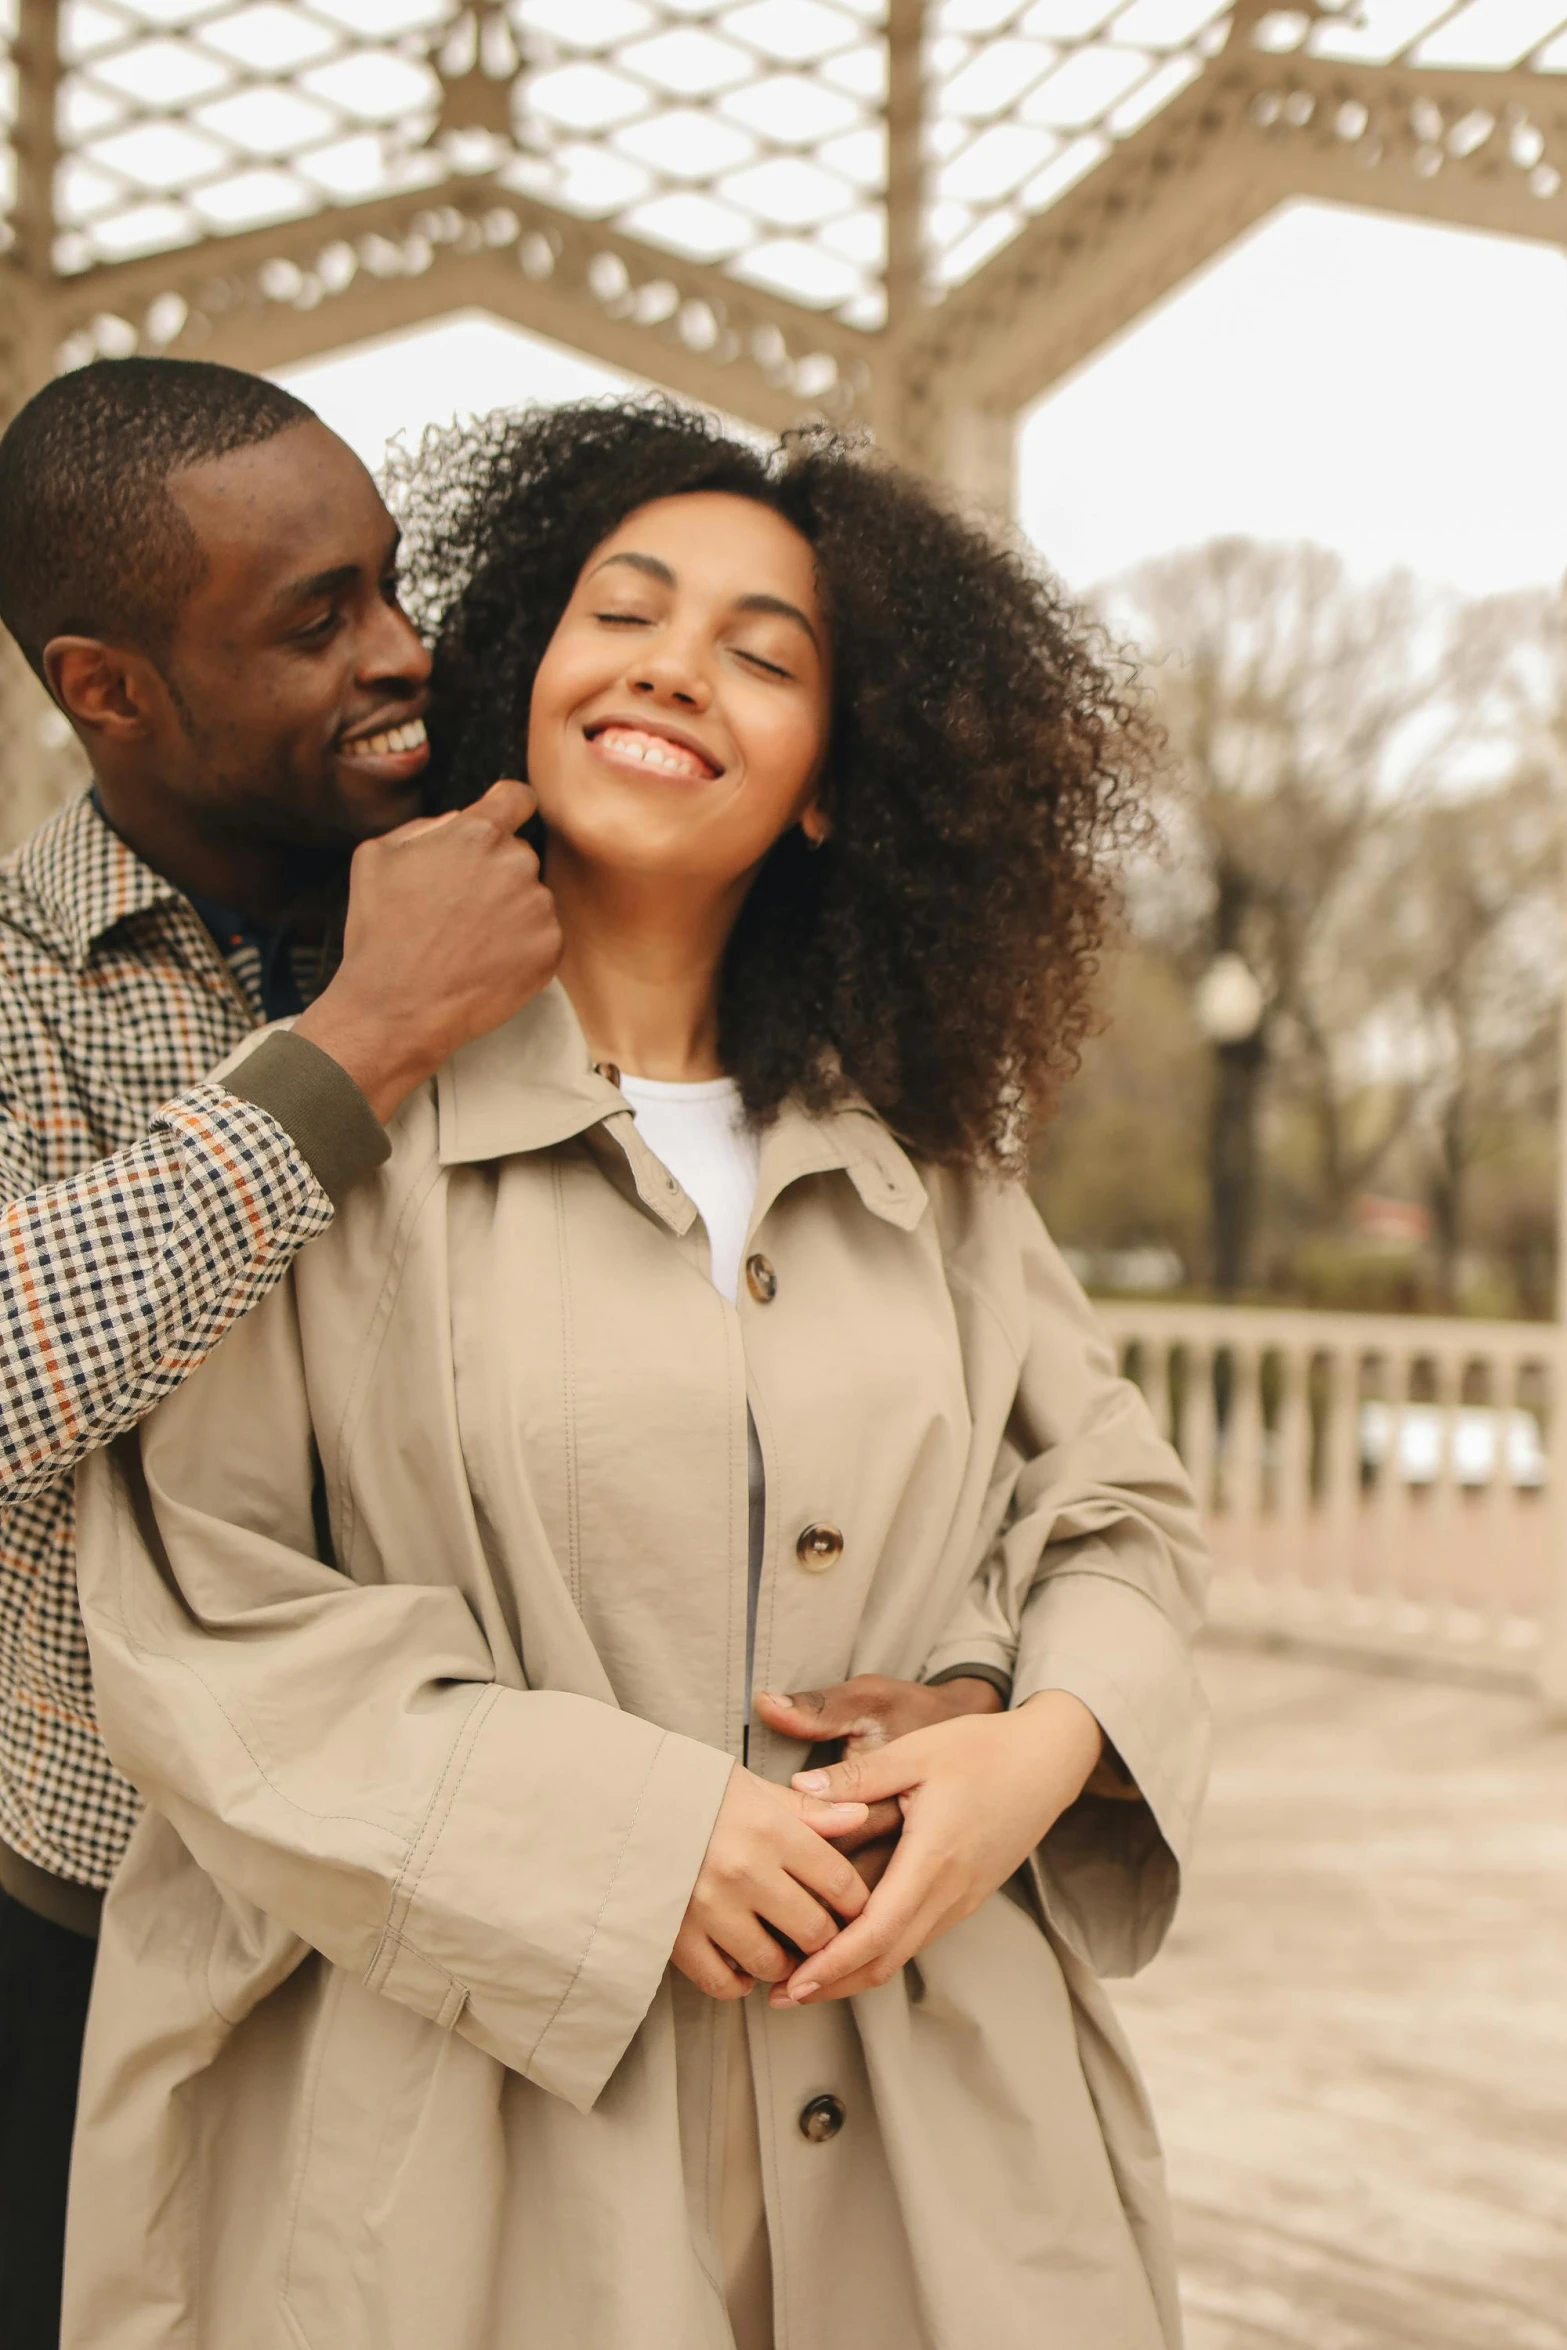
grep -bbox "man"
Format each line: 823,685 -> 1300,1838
0,356 -> 561,2346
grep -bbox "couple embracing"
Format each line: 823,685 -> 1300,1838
0,360 -> 1210,2350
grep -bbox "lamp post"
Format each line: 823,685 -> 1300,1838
1195,951 -> 1267,1299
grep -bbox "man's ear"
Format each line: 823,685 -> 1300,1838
42,637 -> 163,743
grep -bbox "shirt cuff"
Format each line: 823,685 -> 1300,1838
224,1031 -> 389,1209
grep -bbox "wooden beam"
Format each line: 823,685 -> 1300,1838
896,50 -> 1567,416
11,0 -> 62,284
157,248 -> 837,435
884,0 -> 927,333
45,178 -> 881,439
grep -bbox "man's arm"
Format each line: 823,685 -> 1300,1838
0,779 -> 559,1510
0,1053 -> 365,1509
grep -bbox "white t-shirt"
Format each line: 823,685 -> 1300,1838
618,1073 -> 766,1707
617,1074 -> 760,1304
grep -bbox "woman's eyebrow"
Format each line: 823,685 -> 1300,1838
588,552 -> 819,650
589,551 -> 673,586
735,592 -> 819,650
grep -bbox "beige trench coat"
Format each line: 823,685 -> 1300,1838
67,984 -> 1212,2350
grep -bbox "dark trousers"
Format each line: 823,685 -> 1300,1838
0,1885 -> 95,2350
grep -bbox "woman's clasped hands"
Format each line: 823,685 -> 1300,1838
670,1770 -> 871,2000
673,1677 -> 1105,2008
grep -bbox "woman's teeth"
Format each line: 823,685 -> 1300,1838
593,726 -> 712,778
345,717 -> 428,760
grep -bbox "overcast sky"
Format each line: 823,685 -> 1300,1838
278,197 -> 1567,600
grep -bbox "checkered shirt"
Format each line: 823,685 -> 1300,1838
0,792 -> 335,1890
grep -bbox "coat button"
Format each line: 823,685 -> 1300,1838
745,1253 -> 777,1304
798,2094 -> 846,2143
795,1523 -> 843,1572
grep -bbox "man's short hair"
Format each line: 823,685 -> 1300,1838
0,356 -> 316,680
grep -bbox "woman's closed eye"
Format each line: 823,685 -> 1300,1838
733,645 -> 793,680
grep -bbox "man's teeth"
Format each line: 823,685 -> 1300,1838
346,717 -> 428,759
595,726 -> 711,777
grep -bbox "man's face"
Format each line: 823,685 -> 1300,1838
154,419 -> 431,850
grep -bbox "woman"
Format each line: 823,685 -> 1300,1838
68,401 -> 1210,2350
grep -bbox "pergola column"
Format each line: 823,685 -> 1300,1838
935,403 -> 1019,523
1546,782 -> 1567,1708
0,0 -> 85,844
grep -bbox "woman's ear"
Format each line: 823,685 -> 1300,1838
800,803 -> 832,851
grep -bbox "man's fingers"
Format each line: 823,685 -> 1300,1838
755,1685 -> 865,1739
753,1688 -> 830,1735
821,1798 -> 902,1856
755,1679 -> 897,1745
846,1832 -> 899,1893
375,775 -> 534,851
371,808 -> 460,848
470,775 -> 537,834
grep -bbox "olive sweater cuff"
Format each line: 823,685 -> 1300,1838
0,1837 -> 103,1939
925,1661 -> 1013,1702
225,1030 -> 390,1208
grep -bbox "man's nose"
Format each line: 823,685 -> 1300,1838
364,597 -> 433,689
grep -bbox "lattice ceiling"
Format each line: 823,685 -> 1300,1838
5,0 -> 1567,338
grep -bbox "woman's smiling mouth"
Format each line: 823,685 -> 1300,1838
585,721 -> 721,781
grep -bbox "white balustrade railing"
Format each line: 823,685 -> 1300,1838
1096,1299 -> 1565,1684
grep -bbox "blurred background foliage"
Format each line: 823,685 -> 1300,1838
1031,539 -> 1565,1319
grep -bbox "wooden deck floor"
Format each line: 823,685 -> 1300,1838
1113,1644 -> 1567,2350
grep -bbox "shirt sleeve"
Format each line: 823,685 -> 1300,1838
0,1035 -> 386,1510
920,1185 -> 1213,1979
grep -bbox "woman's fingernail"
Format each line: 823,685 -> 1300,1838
792,1981 -> 820,2003
827,1802 -> 865,1821
794,1770 -> 831,1793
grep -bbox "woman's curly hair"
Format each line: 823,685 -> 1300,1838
387,397 -> 1153,1172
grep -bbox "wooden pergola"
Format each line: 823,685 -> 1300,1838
5,0 -> 1565,489
1,0 -> 1564,808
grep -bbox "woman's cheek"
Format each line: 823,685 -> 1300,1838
744,708 -> 827,824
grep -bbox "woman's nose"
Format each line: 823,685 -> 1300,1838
629,657 -> 710,712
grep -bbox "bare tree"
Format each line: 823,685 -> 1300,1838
1099,540 -> 1465,1284
1373,588 -> 1566,1304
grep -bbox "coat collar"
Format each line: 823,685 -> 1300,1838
435,983 -> 928,1233
12,790 -> 187,969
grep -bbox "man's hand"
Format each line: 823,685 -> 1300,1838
765,1689 -> 1104,2009
295,778 -> 562,1124
672,1767 -> 870,2001
753,1675 -> 1004,1890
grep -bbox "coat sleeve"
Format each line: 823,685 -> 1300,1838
72,1268 -> 735,2116
920,1184 -> 1212,1979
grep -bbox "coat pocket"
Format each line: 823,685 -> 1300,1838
281,1967 -> 503,2350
